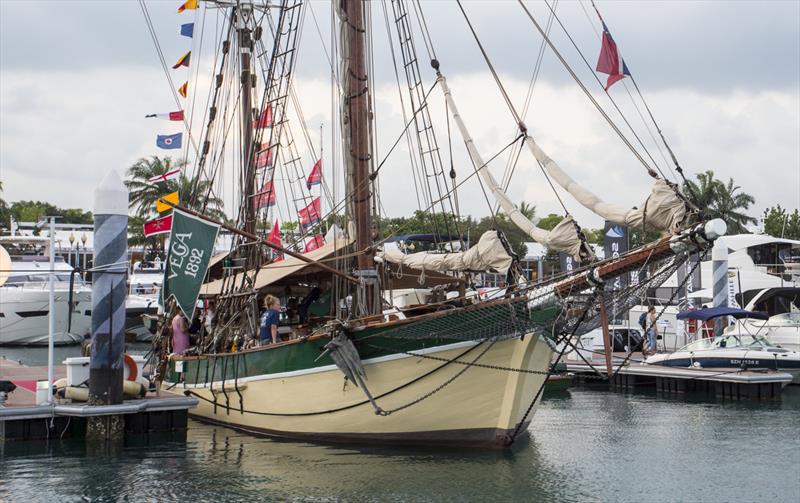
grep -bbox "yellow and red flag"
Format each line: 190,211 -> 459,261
178,81 -> 188,98
172,51 -> 191,69
156,191 -> 179,213
177,0 -> 198,14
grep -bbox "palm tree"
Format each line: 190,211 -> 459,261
515,201 -> 536,221
125,156 -> 226,221
714,178 -> 757,233
684,170 -> 756,233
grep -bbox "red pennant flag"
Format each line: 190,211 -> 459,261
267,221 -> 283,262
254,146 -> 273,169
143,214 -> 173,237
306,159 -> 322,190
298,197 -> 321,230
254,105 -> 273,129
303,234 -> 324,253
253,180 -> 276,209
595,20 -> 630,90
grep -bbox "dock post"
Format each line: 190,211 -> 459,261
711,240 -> 729,337
88,170 -> 128,409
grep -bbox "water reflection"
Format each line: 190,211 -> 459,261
1,389 -> 799,502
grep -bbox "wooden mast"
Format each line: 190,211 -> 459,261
237,3 -> 256,236
342,0 -> 378,314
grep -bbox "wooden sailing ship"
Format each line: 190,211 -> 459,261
152,0 -> 726,448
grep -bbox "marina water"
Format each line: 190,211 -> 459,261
2,347 -> 799,502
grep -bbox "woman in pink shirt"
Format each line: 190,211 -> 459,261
171,313 -> 190,354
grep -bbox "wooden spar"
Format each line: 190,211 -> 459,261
344,0 -> 373,271
554,235 -> 673,296
159,200 -> 360,285
598,298 -> 613,377
237,5 -> 256,236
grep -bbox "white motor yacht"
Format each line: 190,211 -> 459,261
0,238 -> 91,345
730,287 -> 800,352
125,260 -> 163,342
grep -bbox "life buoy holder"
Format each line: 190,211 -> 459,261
124,354 -> 138,382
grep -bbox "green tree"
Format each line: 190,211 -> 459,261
125,156 -> 226,221
763,206 -> 800,240
684,170 -> 756,233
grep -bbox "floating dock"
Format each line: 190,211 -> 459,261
564,352 -> 793,401
1,358 -> 197,442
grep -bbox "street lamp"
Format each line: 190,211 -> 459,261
80,232 -> 88,275
68,232 -> 75,267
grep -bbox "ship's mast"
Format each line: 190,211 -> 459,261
341,0 -> 378,314
237,3 -> 256,236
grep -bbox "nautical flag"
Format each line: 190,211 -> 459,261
178,81 -> 188,98
145,110 -> 184,121
306,159 -> 322,190
303,234 -> 324,253
254,105 -> 273,129
156,133 -> 182,150
143,214 -> 173,237
595,20 -> 630,90
298,197 -> 321,229
254,181 -> 276,209
267,221 -> 283,262
254,146 -> 273,169
156,191 -> 179,213
173,51 -> 191,69
180,22 -> 194,38
148,168 -> 182,183
177,0 -> 198,13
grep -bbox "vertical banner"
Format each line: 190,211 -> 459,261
159,209 -> 220,319
559,252 -> 575,274
604,221 -> 629,321
603,221 -> 629,289
679,252 -> 702,309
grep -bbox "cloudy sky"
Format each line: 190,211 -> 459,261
1,0 -> 798,232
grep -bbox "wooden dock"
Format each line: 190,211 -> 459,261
1,357 -> 197,442
564,352 -> 793,401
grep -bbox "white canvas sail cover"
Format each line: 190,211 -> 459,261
438,74 -> 587,260
524,131 -> 687,232
377,230 -> 513,276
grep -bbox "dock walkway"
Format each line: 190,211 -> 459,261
1,357 -> 197,441
564,353 -> 793,400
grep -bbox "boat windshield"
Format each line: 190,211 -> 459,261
679,334 -> 773,352
770,312 -> 800,324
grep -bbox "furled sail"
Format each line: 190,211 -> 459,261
376,230 -> 513,275
438,74 -> 587,260
523,135 -> 687,233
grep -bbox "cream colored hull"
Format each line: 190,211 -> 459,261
170,334 -> 552,448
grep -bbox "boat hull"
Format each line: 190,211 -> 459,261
646,349 -> 800,384
168,334 -> 552,448
0,287 -> 91,345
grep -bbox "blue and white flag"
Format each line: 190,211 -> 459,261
156,133 -> 182,150
180,23 -> 194,38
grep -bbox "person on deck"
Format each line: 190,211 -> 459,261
260,295 -> 282,345
645,306 -> 659,355
298,284 -> 323,324
171,313 -> 190,354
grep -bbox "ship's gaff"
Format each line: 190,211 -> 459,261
522,136 -> 687,233
438,74 -> 587,260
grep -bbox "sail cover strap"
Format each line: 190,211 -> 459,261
438,74 -> 587,260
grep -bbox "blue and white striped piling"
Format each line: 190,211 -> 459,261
711,239 -> 729,337
89,170 -> 128,405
